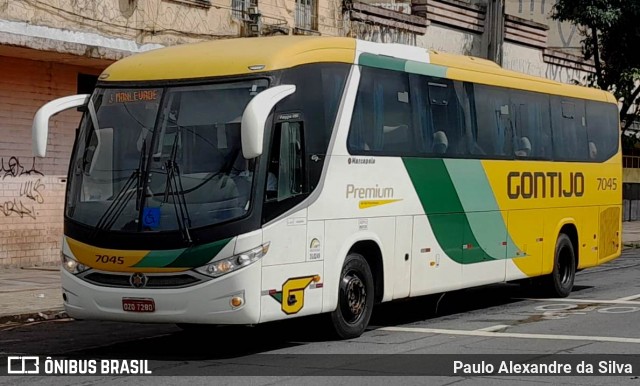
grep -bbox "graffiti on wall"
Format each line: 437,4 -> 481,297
504,54 -> 589,85
508,0 -> 580,51
1,156 -> 44,179
544,63 -> 587,84
503,40 -> 592,85
0,157 -> 45,220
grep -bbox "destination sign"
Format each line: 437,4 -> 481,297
107,90 -> 159,104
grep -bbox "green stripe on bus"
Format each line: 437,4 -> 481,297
444,159 -> 516,259
358,53 -> 407,72
165,238 -> 232,268
402,158 -> 497,264
133,248 -> 185,268
404,61 -> 448,78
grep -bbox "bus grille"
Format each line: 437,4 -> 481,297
82,272 -> 203,289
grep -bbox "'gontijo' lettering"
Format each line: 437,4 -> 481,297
507,172 -> 584,199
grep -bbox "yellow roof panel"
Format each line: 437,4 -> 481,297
101,36 -> 357,82
429,50 -> 613,102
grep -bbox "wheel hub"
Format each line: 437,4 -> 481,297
343,273 -> 366,322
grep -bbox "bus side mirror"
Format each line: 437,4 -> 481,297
241,85 -> 296,159
32,94 -> 90,157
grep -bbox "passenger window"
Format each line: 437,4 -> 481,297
473,85 -> 512,158
551,97 -> 588,161
586,101 -> 620,162
348,66 -> 414,155
426,80 -> 467,156
510,91 -> 552,159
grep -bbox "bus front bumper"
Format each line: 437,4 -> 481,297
61,261 -> 262,325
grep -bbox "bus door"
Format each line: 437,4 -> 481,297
260,117 -> 323,321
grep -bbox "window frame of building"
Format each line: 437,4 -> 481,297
295,0 -> 317,31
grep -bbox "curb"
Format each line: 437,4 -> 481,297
0,309 -> 68,326
21,266 -> 60,272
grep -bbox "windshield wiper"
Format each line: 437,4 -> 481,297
93,141 -> 146,234
163,130 -> 192,243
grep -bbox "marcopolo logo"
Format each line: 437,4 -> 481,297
347,157 -> 375,165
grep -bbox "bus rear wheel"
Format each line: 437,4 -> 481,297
330,253 -> 374,339
546,233 -> 576,298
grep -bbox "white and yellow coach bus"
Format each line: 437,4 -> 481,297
32,36 -> 621,339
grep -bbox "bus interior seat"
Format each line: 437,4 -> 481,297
433,131 -> 448,154
515,136 -> 532,157
382,124 -> 409,152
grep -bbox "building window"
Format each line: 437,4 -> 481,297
232,0 -> 248,19
77,73 -> 98,111
295,0 -> 316,30
77,73 -> 98,95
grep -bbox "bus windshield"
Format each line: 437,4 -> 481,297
66,80 -> 268,235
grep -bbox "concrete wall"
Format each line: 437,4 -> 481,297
504,0 -> 582,57
417,23 -> 482,56
0,55 -> 101,267
502,42 -> 592,84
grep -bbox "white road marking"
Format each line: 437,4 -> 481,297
615,293 -> 640,301
597,306 -> 640,314
475,325 -> 510,332
378,326 -> 640,344
516,298 -> 640,305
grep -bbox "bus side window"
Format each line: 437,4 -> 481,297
510,90 -> 552,159
425,79 -> 468,156
551,97 -> 588,161
586,101 -> 620,162
473,85 -> 512,158
347,66 -> 414,155
266,121 -> 305,202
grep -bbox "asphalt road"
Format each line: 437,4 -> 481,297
1,250 -> 640,385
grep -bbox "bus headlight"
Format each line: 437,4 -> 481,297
61,253 -> 90,274
195,243 -> 269,278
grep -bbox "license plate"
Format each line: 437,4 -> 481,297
122,298 -> 155,313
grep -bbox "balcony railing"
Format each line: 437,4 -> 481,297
623,155 -> 640,169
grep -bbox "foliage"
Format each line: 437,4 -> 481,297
552,0 -> 640,149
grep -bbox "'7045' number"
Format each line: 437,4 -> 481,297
597,177 -> 618,190
95,254 -> 124,264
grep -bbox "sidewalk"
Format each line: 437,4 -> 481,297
0,266 -> 65,325
2,221 -> 640,323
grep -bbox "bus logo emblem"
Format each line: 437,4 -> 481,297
130,273 -> 147,288
269,275 -> 321,315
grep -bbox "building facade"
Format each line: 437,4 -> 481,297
0,0 -> 600,267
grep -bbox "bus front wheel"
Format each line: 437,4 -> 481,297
546,233 -> 576,298
330,253 -> 374,339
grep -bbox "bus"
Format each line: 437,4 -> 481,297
32,36 -> 621,339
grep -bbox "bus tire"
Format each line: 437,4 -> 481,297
330,253 -> 374,339
546,233 -> 576,298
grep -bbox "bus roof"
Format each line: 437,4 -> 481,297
428,51 -> 615,103
100,36 -> 356,82
99,36 -> 615,104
